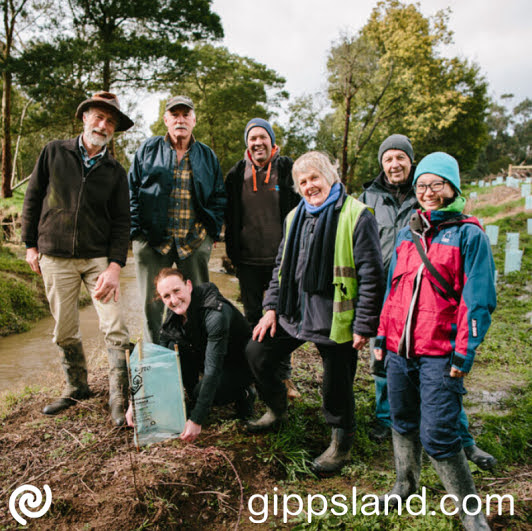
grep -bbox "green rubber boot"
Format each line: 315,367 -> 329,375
43,341 -> 90,415
107,348 -> 129,427
429,450 -> 490,530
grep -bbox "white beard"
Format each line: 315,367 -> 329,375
84,127 -> 113,147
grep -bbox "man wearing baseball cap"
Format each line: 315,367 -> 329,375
128,95 -> 225,344
21,91 -> 134,425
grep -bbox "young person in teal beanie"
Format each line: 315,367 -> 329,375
374,152 -> 495,530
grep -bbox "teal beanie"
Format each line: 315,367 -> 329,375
413,152 -> 461,194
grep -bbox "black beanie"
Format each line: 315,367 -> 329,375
378,134 -> 414,168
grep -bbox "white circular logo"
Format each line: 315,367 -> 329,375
9,484 -> 52,525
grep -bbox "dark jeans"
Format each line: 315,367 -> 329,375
386,352 -> 466,459
238,263 -> 291,380
193,364 -> 253,406
237,263 -> 275,326
246,325 -> 358,430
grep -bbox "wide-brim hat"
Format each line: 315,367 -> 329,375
76,91 -> 134,132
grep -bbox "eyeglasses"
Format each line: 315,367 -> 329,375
415,181 -> 447,194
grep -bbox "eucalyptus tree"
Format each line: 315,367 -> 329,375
326,0 -> 489,190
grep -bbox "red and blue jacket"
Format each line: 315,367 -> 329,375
377,209 -> 496,373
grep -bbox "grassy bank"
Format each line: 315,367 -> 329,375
0,184 -> 530,529
0,245 -> 49,335
0,187 -> 50,335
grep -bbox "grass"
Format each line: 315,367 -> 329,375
0,185 -> 26,212
0,246 -> 48,335
0,385 -> 41,420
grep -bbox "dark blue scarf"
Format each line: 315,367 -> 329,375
278,183 -> 343,318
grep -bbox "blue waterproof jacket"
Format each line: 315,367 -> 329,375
128,136 -> 226,245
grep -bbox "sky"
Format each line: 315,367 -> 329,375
139,0 -> 531,130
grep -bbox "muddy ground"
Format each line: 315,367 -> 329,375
0,346 -> 529,530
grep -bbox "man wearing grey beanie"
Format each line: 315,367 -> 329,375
359,134 -> 496,471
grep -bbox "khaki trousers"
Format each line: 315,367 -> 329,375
39,255 -> 129,350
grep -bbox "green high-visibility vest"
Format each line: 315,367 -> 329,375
281,195 -> 368,343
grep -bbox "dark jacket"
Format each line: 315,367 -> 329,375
263,187 -> 385,345
159,283 -> 251,425
128,136 -> 226,246
224,155 -> 299,266
21,137 -> 130,265
358,168 -> 418,274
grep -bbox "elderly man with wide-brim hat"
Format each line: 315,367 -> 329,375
22,91 -> 134,426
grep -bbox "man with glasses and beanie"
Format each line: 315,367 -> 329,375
22,92 -> 134,426
128,95 -> 226,344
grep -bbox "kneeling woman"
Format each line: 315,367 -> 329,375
127,269 -> 254,443
374,152 -> 496,530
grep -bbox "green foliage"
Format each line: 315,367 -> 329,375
28,0 -> 224,91
470,97 -> 532,179
325,0 -> 489,191
281,95 -> 321,161
150,44 -> 287,173
463,204 -> 532,466
0,186 -> 26,212
472,197 -> 524,219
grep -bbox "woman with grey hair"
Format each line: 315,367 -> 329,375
246,151 -> 385,474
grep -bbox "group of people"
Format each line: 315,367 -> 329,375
21,91 -> 496,529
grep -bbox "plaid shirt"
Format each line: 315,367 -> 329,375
78,136 -> 106,169
156,143 -> 206,258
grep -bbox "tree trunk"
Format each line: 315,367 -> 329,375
102,58 -> 116,157
2,70 -> 13,198
341,93 -> 352,183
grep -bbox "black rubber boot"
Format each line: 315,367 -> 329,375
43,342 -> 90,415
464,444 -> 497,470
429,450 -> 491,530
370,420 -> 391,442
311,428 -> 354,474
235,386 -> 257,420
107,348 -> 129,427
378,429 -> 422,512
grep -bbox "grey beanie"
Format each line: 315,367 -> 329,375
378,134 -> 414,168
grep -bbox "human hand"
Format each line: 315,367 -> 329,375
125,402 -> 134,427
352,334 -> 369,350
252,310 -> 277,342
94,262 -> 121,302
374,348 -> 384,361
25,247 -> 41,275
450,367 -> 466,378
179,419 -> 202,443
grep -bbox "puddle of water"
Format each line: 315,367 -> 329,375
0,245 -> 241,395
